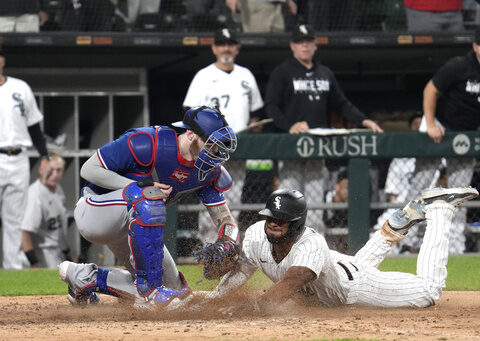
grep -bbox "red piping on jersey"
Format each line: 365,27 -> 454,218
126,128 -> 158,177
128,221 -> 139,273
85,198 -> 127,207
213,169 -> 232,192
201,167 -> 222,190
204,200 -> 227,207
97,150 -> 107,169
172,129 -> 194,168
127,132 -> 154,167
78,283 -> 130,299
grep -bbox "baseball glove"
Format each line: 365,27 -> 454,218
193,240 -> 243,280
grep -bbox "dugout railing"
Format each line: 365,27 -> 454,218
166,131 -> 480,261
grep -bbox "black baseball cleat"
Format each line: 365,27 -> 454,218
421,187 -> 479,207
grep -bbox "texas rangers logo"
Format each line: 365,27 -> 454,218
274,196 -> 281,209
169,168 -> 190,183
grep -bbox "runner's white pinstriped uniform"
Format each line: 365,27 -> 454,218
212,190 -> 469,308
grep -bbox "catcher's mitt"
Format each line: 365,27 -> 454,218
193,240 -> 243,280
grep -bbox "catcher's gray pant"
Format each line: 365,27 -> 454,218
73,188 -> 181,288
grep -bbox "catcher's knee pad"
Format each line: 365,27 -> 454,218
123,181 -> 167,226
124,182 -> 167,296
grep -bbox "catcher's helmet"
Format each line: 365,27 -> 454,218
172,106 -> 237,181
259,189 -> 307,237
172,106 -> 228,141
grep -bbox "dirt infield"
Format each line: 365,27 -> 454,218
1,291 -> 479,341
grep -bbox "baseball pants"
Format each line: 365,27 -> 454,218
0,152 -> 29,269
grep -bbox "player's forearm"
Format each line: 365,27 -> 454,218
21,231 -> 40,267
423,80 -> 439,127
206,204 -> 238,239
81,153 -> 135,190
257,266 -> 316,309
207,264 -> 253,299
21,231 -> 35,252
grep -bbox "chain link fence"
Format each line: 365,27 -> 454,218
0,0 -> 478,33
175,154 -> 480,259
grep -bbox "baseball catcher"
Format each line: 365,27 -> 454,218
59,106 -> 241,308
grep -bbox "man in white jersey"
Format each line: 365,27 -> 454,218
21,152 -> 75,268
183,28 -> 265,241
208,187 -> 478,309
0,45 -> 50,269
183,28 -> 263,133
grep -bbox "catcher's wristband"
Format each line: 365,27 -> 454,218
25,249 -> 39,266
218,223 -> 240,244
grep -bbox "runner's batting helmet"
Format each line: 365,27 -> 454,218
259,189 -> 307,238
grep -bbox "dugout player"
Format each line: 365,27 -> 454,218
183,28 -> 263,134
59,106 -> 241,307
264,24 -> 383,233
207,187 -> 478,309
21,152 -> 75,268
402,26 -> 480,254
0,45 -> 50,269
183,28 -> 268,239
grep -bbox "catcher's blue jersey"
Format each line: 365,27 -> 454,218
87,126 -> 230,206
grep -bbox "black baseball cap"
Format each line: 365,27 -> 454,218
291,24 -> 315,42
475,26 -> 480,44
0,45 -> 4,57
214,28 -> 239,45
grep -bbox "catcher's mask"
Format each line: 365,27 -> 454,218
172,106 -> 237,181
259,189 -> 307,243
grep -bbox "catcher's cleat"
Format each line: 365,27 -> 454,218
59,261 -> 99,306
381,200 -> 426,244
134,271 -> 192,309
422,187 -> 479,207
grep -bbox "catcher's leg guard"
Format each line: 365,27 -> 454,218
123,182 -> 167,297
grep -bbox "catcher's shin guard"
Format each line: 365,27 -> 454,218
124,182 -> 167,297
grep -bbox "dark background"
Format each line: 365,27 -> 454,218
1,31 -> 474,124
